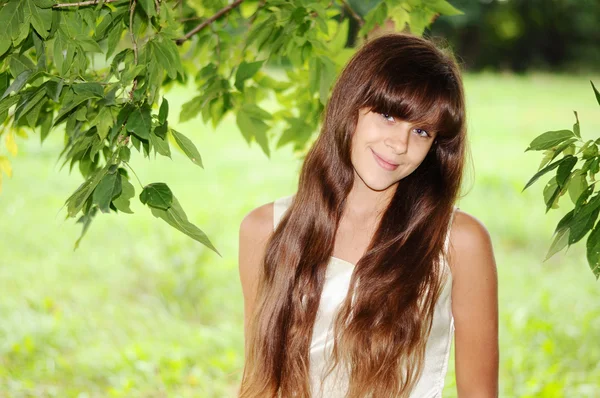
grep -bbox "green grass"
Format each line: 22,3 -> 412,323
1,72 -> 600,397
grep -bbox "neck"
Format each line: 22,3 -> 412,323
343,172 -> 398,223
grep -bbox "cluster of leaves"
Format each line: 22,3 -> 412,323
523,81 -> 600,279
0,0 -> 462,251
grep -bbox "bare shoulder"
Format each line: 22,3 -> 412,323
239,201 -> 274,281
240,201 -> 274,243
239,201 -> 275,343
447,209 -> 496,276
448,209 -> 499,395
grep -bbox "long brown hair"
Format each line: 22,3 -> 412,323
239,32 -> 468,398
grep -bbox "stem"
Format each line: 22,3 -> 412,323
339,0 -> 364,27
128,0 -> 138,101
123,160 -> 144,189
175,0 -> 244,45
53,0 -> 125,7
129,0 -> 138,64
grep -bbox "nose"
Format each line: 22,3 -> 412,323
384,128 -> 409,154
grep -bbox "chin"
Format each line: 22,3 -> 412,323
358,170 -> 400,192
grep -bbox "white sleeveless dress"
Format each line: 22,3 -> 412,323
273,193 -> 457,398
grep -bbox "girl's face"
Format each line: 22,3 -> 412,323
350,107 -> 438,192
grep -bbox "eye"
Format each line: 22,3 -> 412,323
380,113 -> 395,123
379,112 -> 432,138
414,128 -> 431,138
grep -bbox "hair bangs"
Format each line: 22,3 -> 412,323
359,68 -> 462,138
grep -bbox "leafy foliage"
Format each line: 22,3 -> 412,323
523,81 -> 600,279
0,0 -> 462,251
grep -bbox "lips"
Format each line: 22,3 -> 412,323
371,149 -> 399,171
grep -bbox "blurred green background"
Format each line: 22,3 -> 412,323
2,0 -> 600,396
2,72 -> 600,397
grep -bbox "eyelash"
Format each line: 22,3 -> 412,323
380,113 -> 432,138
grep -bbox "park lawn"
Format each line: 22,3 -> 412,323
1,71 -> 599,397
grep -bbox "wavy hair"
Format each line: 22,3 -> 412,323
239,32 -> 468,398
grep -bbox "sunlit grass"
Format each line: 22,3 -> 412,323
1,71 -> 599,397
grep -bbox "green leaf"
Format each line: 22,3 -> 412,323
64,165 -> 110,217
24,0 -> 52,39
139,182 -> 173,210
138,0 -> 157,17
522,156 -> 568,192
9,54 -> 36,79
319,56 -> 337,106
543,176 -> 560,210
154,121 -> 167,140
106,22 -> 123,60
148,195 -> 220,255
92,170 -> 122,213
586,220 -> 600,279
234,60 -> 265,92
112,175 -> 135,214
0,1 -> 20,45
554,208 -> 575,234
544,226 -> 569,261
53,92 -> 99,126
72,82 -> 104,98
409,8 -> 436,36
170,128 -> 203,168
537,149 -> 554,171
74,207 -> 97,250
13,87 -> 46,123
428,0 -> 464,16
149,34 -> 184,79
556,155 -> 577,188
568,192 -> 600,244
158,97 -> 168,124
33,0 -> 55,8
568,169 -> 588,205
570,206 -> 600,245
582,143 -> 598,159
76,36 -> 103,53
126,103 -> 152,139
591,80 -> 600,106
1,70 -> 32,100
389,5 -> 409,31
150,127 -> 171,158
119,146 -> 131,163
0,95 -> 21,121
90,107 -> 114,141
572,110 -> 581,138
236,103 -> 271,157
525,129 -> 575,151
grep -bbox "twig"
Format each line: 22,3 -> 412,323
53,0 -> 124,8
339,0 -> 364,27
129,0 -> 138,100
154,0 -> 160,15
123,161 -> 144,189
129,0 -> 138,64
175,0 -> 244,46
209,23 -> 221,66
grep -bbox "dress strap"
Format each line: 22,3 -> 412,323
273,194 -> 295,230
443,206 -> 459,261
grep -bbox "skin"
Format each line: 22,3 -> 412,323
239,107 -> 499,396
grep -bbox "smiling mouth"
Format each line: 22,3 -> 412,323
371,149 -> 399,171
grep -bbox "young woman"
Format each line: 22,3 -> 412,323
238,32 -> 498,398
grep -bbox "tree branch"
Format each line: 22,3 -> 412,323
53,0 -> 125,8
175,0 -> 244,46
129,0 -> 138,100
339,0 -> 364,27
